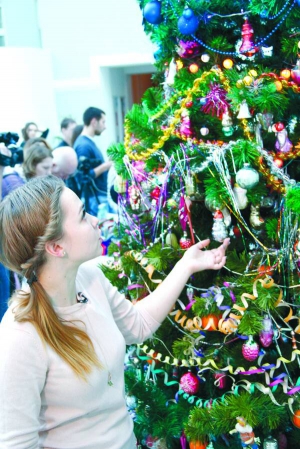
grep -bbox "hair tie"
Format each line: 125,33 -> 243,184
27,272 -> 38,286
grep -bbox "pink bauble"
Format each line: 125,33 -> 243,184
179,372 -> 200,394
242,338 -> 260,361
259,330 -> 273,347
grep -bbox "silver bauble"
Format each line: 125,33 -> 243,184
263,435 -> 278,449
236,164 -> 259,190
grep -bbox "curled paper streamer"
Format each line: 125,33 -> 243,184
125,250 -> 162,284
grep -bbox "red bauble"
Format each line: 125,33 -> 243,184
233,225 -> 241,237
185,100 -> 193,108
180,234 -> 192,249
179,372 -> 200,394
150,186 -> 161,200
274,158 -> 284,168
274,122 -> 285,132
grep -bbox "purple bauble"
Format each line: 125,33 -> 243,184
179,372 -> 200,394
278,432 -> 288,449
178,7 -> 199,35
259,315 -> 274,347
242,337 -> 260,361
143,0 -> 162,25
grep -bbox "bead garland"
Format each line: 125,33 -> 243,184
165,0 -> 296,56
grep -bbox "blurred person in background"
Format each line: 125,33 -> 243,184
74,107 -> 112,216
55,118 -> 77,149
20,122 -> 50,148
2,143 -> 53,198
51,146 -> 78,181
71,124 -> 83,147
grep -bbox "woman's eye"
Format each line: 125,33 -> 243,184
82,208 -> 86,219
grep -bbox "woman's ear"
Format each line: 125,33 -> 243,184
44,241 -> 65,258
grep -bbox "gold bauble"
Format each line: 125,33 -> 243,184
248,69 -> 258,77
236,79 -> 244,88
243,75 -> 253,86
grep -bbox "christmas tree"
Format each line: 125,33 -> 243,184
104,1 -> 300,448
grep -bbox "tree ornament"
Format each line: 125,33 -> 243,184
236,164 -> 259,190
242,336 -> 260,361
237,100 -> 251,119
213,370 -> 227,389
165,58 -> 177,86
178,7 -> 199,35
201,83 -> 230,118
239,17 -> 259,57
223,58 -> 233,69
150,186 -> 161,204
212,209 -> 228,242
233,184 -> 248,210
274,157 -> 284,168
249,204 -> 264,230
291,58 -> 300,85
202,314 -> 221,331
143,0 -> 163,25
263,436 -> 278,449
222,207 -> 231,227
274,123 -> 293,153
243,75 -> 253,86
114,174 -> 127,193
259,315 -> 274,347
201,53 -> 210,63
189,442 -> 208,449
260,196 -> 274,209
128,185 -> 141,210
185,175 -> 195,196
200,126 -> 209,136
222,109 -> 234,136
165,232 -> 179,249
189,63 -> 199,73
176,40 -> 201,58
180,109 -> 193,137
292,410 -> 300,428
261,45 -> 273,57
277,433 -> 287,449
179,371 -> 200,394
179,231 -> 192,249
232,416 -> 257,449
256,111 -> 273,132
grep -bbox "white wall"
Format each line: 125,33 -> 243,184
0,0 -> 156,150
2,0 -> 41,47
38,0 -> 156,150
0,48 -> 58,142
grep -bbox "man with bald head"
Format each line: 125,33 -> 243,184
51,146 -> 78,181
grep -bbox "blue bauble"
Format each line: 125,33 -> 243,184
143,0 -> 162,25
178,7 -> 199,35
260,9 -> 268,19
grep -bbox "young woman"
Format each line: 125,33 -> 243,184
0,175 -> 229,449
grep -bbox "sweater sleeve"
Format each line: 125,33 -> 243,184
0,325 -> 47,449
79,259 -> 162,345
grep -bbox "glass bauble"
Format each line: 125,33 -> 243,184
236,164 -> 259,190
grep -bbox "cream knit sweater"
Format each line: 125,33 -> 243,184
0,257 -> 161,449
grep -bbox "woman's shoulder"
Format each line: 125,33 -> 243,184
1,304 -> 44,345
